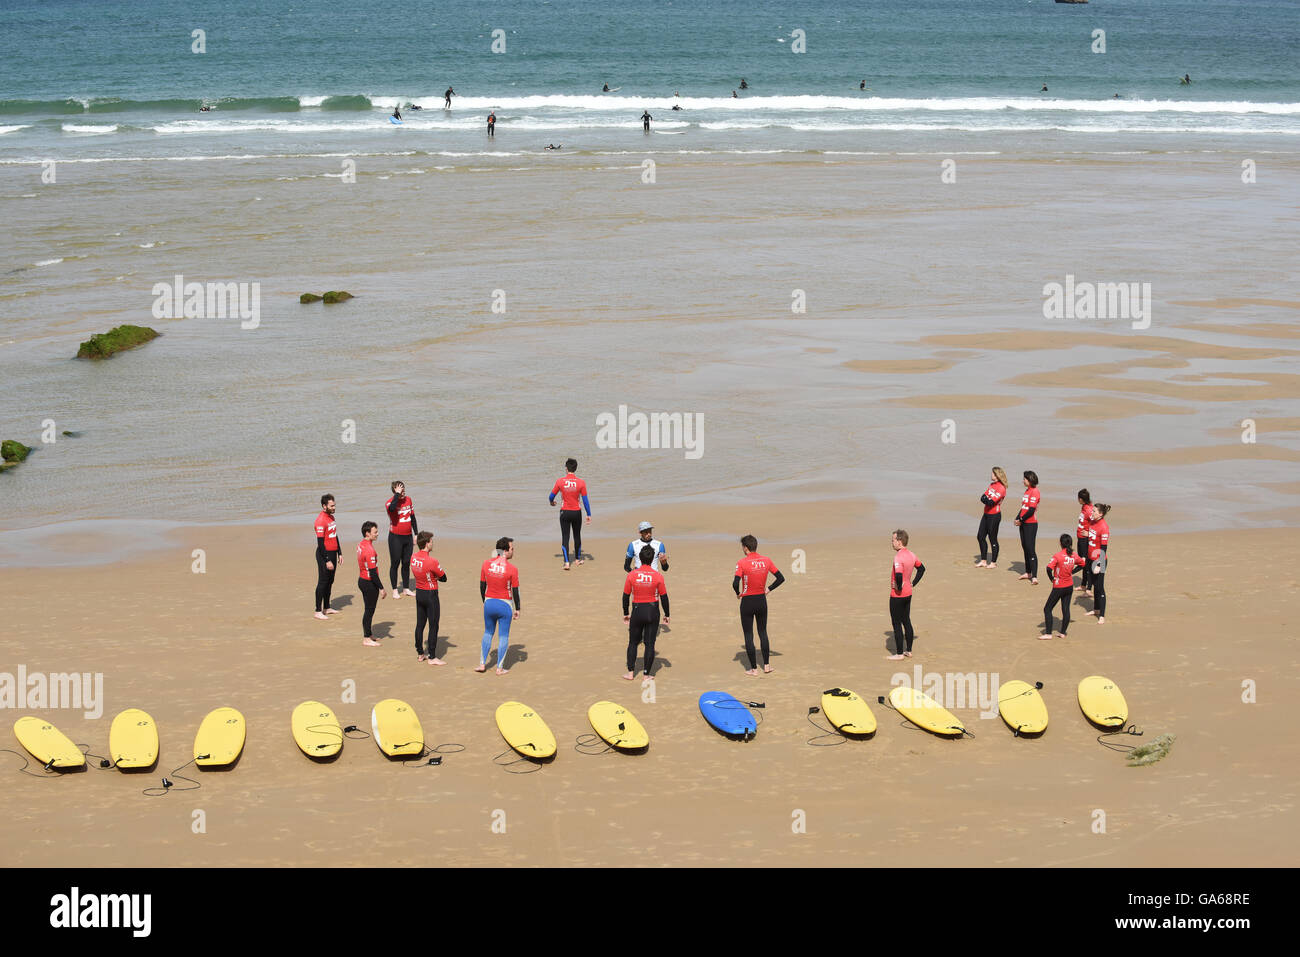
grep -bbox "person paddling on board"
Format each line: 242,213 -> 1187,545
444,87 -> 455,108
733,535 -> 785,675
478,537 -> 520,675
408,103 -> 423,111
885,529 -> 925,660
641,110 -> 652,131
199,105 -> 211,112
623,545 -> 669,682
603,83 -> 610,92
671,103 -> 683,110
1181,73 -> 1191,85
548,457 -> 591,569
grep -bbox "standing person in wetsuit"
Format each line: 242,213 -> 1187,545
356,521 -> 388,647
392,105 -> 402,121
625,521 -> 669,572
444,87 -> 455,108
1076,488 -> 1094,594
1014,470 -> 1041,584
1041,533 -> 1083,639
976,466 -> 1008,567
548,458 -> 591,569
623,545 -> 669,681
410,530 -> 448,664
314,494 -> 342,619
732,535 -> 785,676
478,537 -> 520,675
385,481 -> 418,598
487,111 -> 495,136
641,110 -> 652,131
886,529 -> 926,660
1085,504 -> 1111,624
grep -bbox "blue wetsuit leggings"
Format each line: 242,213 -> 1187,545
482,598 -> 513,666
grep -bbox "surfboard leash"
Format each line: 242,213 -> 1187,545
492,748 -> 542,774
76,742 -> 116,769
341,724 -> 372,741
804,707 -> 847,747
143,758 -> 201,797
398,742 -> 463,768
574,733 -> 616,755
1096,723 -> 1144,753
0,747 -> 66,778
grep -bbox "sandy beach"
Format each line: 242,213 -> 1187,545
2,512 -> 1295,867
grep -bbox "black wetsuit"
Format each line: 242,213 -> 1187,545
315,538 -> 338,612
623,591 -> 669,676
358,566 -> 382,638
733,570 -> 785,668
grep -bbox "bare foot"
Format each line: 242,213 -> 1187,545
903,651 -> 913,658
744,668 -> 759,676
622,671 -> 635,680
1057,631 -> 1066,639
1085,610 -> 1097,616
1097,616 -> 1105,625
576,558 -> 584,565
975,560 -> 987,568
988,563 -> 996,568
762,664 -> 774,673
314,612 -> 328,620
496,667 -> 509,675
641,676 -> 653,687
325,608 -> 340,615
1030,578 -> 1039,586
363,637 -> 381,647
429,657 -> 445,666
417,654 -> 427,662
563,563 -> 570,571
474,664 -> 487,673
1037,633 -> 1053,640
1018,573 -> 1030,580
404,589 -> 416,597
886,654 -> 905,660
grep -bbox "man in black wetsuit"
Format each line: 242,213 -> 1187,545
641,110 -> 652,131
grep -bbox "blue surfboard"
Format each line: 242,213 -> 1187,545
389,116 -> 403,125
699,691 -> 757,738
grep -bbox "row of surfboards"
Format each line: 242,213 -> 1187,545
11,675 -> 1128,771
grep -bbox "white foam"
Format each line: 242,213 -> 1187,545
62,123 -> 118,134
34,258 -> 64,267
0,125 -> 29,135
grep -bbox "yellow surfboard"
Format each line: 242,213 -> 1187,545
13,716 -> 84,769
888,686 -> 965,736
998,681 -> 1048,735
1078,676 -> 1128,728
372,698 -> 423,757
193,707 -> 246,766
496,701 -> 557,758
820,688 -> 877,735
587,701 -> 649,750
292,701 -> 343,758
109,708 -> 158,768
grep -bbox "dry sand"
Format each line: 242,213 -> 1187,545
2,509 -> 1295,867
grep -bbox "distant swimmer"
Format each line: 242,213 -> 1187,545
544,143 -> 562,150
408,103 -> 423,111
1014,470 -> 1040,584
1113,93 -> 1121,98
860,79 -> 866,90
392,105 -> 402,120
313,493 -> 342,619
739,78 -> 748,90
198,105 -> 211,112
731,90 -> 738,98
625,521 -> 668,572
623,545 -> 670,681
548,457 -> 591,569
641,110 -> 652,131
1040,533 -> 1083,640
976,466 -> 1008,568
671,104 -> 683,111
886,529 -> 926,660
385,480 -> 417,598
410,530 -> 448,664
444,86 -> 455,108
487,111 -> 496,136
356,521 -> 388,647
1084,504 -> 1111,624
603,83 -> 610,92
733,535 -> 785,676
1041,84 -> 1049,92
478,537 -> 520,675
1181,73 -> 1191,85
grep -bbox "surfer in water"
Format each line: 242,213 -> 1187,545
1041,83 -> 1049,92
671,104 -> 683,111
544,143 -> 562,150
603,83 -> 610,92
392,105 -> 402,121
487,111 -> 495,136
1181,73 -> 1191,85
860,79 -> 866,90
641,110 -> 652,131
739,78 -> 748,90
444,87 -> 455,108
408,103 -> 423,111
198,105 -> 211,112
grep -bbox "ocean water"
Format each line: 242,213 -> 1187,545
1,0 -> 1298,549
1,0 -> 1298,161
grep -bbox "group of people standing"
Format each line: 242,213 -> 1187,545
975,467 -> 1112,639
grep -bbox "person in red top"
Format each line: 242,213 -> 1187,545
976,466 -> 1008,567
1040,533 -> 1083,639
410,530 -> 448,664
622,544 -> 670,682
313,493 -> 342,619
1076,488 -> 1094,595
355,521 -> 388,646
732,535 -> 785,675
548,458 -> 591,569
886,529 -> 926,660
478,536 -> 521,675
385,480 -> 419,599
1014,470 -> 1041,584
1084,503 -> 1111,624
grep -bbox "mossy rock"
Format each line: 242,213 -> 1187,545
62,430 -> 82,438
2,439 -> 32,463
322,290 -> 353,304
76,324 -> 160,359
300,292 -> 323,303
